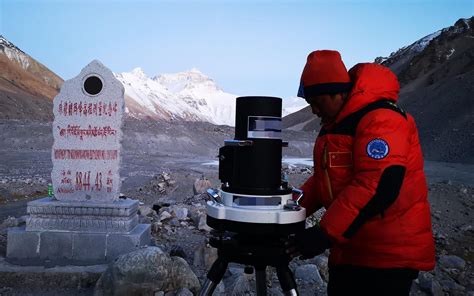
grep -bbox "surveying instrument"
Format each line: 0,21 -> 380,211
200,96 -> 306,296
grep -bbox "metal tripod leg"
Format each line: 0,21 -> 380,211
276,265 -> 299,296
199,257 -> 228,296
255,266 -> 267,296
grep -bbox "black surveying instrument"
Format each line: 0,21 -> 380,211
200,96 -> 306,296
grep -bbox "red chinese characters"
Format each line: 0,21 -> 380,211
58,101 -> 118,117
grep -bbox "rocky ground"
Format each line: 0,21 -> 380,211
0,119 -> 473,295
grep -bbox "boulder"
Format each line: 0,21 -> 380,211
418,272 -> 443,296
139,205 -> 155,217
159,211 -> 172,222
94,247 -> 200,296
313,255 -> 329,282
173,207 -> 189,220
439,255 -> 466,270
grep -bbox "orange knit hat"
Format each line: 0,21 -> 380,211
297,50 -> 352,98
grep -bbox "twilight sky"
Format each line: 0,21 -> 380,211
1,0 -> 472,98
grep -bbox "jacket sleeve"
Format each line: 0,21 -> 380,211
319,110 -> 409,243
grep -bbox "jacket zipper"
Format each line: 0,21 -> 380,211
322,142 -> 334,200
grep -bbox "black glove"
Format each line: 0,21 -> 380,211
286,226 -> 332,260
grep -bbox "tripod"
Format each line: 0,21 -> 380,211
199,232 -> 298,296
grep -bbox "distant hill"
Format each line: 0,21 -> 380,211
380,16 -> 474,163
0,35 -> 63,121
283,17 -> 474,163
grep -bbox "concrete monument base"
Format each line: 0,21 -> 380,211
6,197 -> 151,266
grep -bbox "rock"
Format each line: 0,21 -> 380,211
152,222 -> 161,233
418,272 -> 443,296
193,244 -> 218,269
170,245 -> 187,259
198,215 -> 212,232
193,176 -> 212,195
214,281 -> 226,296
439,255 -> 466,270
175,288 -> 193,296
1,216 -> 19,228
153,204 -> 163,212
139,205 -> 155,217
173,208 -> 189,220
160,211 -> 172,222
295,264 -> 324,285
189,209 -> 203,225
162,173 -> 171,182
94,246 -> 200,296
313,255 -> 329,282
227,273 -> 252,296
439,279 -> 465,293
460,187 -> 468,194
154,292 -> 165,296
169,218 -> 180,227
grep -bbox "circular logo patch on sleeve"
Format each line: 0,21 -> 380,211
366,138 -> 389,159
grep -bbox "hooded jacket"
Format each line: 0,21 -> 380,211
300,63 -> 435,270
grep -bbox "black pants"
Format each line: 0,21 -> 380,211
327,265 -> 419,296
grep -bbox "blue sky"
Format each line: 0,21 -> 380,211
1,0 -> 472,98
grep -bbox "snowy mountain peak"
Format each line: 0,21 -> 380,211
0,35 -> 30,70
189,67 -> 203,74
130,67 -> 148,80
154,68 -> 220,93
0,35 -> 25,54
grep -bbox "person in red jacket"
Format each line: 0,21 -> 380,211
288,50 -> 435,295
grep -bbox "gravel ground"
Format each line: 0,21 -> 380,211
0,119 -> 472,295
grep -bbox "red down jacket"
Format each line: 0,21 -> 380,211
300,63 -> 435,270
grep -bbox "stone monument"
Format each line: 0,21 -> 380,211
7,60 -> 150,265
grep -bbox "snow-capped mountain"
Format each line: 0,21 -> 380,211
115,68 -> 306,126
115,68 -> 236,126
374,17 -> 473,88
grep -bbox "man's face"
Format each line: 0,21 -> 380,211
305,93 -> 345,123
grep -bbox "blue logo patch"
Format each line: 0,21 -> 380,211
366,138 -> 389,159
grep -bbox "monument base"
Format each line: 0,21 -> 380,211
6,223 -> 150,266
6,196 -> 151,266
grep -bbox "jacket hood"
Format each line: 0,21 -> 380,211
336,63 -> 400,123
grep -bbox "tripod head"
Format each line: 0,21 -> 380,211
206,96 -> 306,236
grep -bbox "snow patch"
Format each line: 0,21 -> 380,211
410,30 -> 442,53
446,48 -> 455,59
283,96 -> 307,117
0,35 -> 31,70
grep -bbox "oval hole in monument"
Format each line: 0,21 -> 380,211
83,75 -> 103,96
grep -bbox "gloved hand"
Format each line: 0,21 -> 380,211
285,226 -> 332,260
